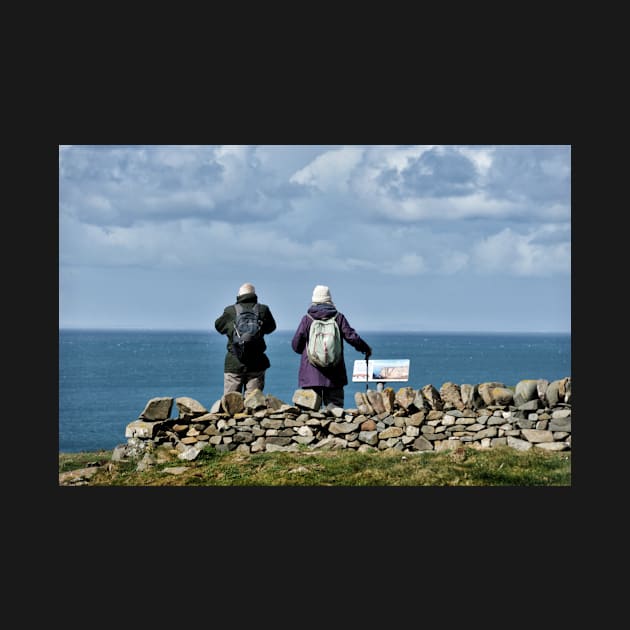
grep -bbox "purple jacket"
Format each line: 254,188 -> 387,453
291,303 -> 371,388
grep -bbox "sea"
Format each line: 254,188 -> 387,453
58,329 -> 571,453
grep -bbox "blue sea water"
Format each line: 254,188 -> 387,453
59,329 -> 571,453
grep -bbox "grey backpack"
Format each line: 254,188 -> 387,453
232,303 -> 263,361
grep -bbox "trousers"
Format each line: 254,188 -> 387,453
223,370 -> 266,395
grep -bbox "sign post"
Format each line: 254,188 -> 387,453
352,358 -> 410,391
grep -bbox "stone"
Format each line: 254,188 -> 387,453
366,389 -> 386,414
513,380 -> 539,406
492,387 -> 514,406
478,382 -> 505,406
175,397 -> 207,417
222,391 -> 244,415
140,397 -> 173,421
440,382 -> 464,410
244,389 -> 267,410
412,435 -> 433,451
292,389 -> 321,411
396,386 -> 418,411
421,384 -> 443,410
521,429 -> 554,443
125,420 -> 165,439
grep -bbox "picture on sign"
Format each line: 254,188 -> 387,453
352,359 -> 410,382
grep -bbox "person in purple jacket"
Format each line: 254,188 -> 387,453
291,285 -> 372,408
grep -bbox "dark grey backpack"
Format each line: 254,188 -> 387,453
232,303 -> 263,361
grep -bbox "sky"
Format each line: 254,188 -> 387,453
59,145 -> 571,333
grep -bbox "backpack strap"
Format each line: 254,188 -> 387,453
232,303 -> 243,340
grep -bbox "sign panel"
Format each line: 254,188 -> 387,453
352,358 -> 410,383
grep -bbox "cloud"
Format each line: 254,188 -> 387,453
288,145 -> 571,227
289,146 -> 365,191
59,145 -> 571,282
471,226 -> 570,276
379,146 -> 479,198
483,145 -> 571,204
59,145 -> 309,227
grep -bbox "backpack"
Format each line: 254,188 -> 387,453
306,314 -> 342,368
232,303 -> 263,361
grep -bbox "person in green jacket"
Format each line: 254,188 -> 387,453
214,283 -> 277,395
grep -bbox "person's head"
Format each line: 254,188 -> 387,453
311,284 -> 333,304
238,283 -> 256,296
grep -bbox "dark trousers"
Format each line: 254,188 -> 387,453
307,386 -> 344,408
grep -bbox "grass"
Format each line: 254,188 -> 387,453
58,444 -> 571,487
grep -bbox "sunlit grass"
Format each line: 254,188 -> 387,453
59,444 -> 571,487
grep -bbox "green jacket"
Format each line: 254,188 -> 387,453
214,292 -> 277,373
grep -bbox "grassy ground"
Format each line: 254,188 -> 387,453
58,444 -> 571,487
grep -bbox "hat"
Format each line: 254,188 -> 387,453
238,283 -> 255,296
312,285 -> 332,304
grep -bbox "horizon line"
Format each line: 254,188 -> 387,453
59,326 -> 571,335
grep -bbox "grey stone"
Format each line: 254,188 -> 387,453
175,397 -> 207,417
421,384 -> 443,410
521,429 -> 554,443
293,389 -> 322,410
513,380 -> 539,406
222,392 -> 244,415
507,436 -> 532,451
140,397 -> 173,421
534,442 -> 569,451
440,382 -> 464,410
412,436 -> 434,451
549,417 -> 571,432
125,420 -> 165,439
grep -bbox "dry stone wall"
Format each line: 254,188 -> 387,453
115,377 -> 572,463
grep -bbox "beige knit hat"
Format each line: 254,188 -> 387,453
238,283 -> 255,296
312,285 -> 332,304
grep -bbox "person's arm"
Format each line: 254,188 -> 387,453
214,307 -> 232,335
337,313 -> 371,356
261,305 -> 277,335
291,316 -> 309,354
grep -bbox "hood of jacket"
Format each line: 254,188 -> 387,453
308,303 -> 338,320
237,292 -> 258,305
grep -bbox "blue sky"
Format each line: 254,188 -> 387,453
59,145 -> 571,333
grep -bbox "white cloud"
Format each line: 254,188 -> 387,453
471,227 -> 570,276
382,253 -> 427,275
289,146 -> 365,192
457,146 -> 494,176
60,145 -> 571,282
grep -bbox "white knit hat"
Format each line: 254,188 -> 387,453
238,283 -> 255,296
312,285 -> 332,304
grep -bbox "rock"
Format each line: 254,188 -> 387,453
125,419 -> 166,439
292,389 -> 321,410
412,435 -> 433,451
222,392 -> 244,415
492,387 -> 514,406
440,382 -> 464,410
244,388 -> 267,410
366,389 -> 386,414
421,384 -> 443,410
513,380 -> 539,406
478,382 -> 505,406
395,386 -> 417,411
175,397 -> 207,418
140,397 -> 173,420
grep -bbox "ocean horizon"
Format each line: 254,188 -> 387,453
59,328 -> 571,453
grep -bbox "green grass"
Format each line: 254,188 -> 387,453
58,445 -> 571,487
